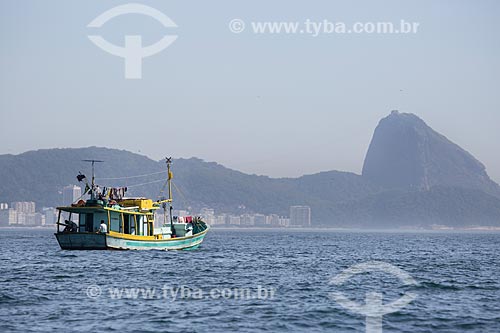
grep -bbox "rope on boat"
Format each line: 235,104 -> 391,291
125,178 -> 167,188
96,170 -> 167,180
157,180 -> 169,200
172,181 -> 189,206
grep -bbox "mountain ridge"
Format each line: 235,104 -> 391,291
0,146 -> 382,221
2,112 -> 500,228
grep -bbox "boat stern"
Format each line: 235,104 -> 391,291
55,232 -> 107,250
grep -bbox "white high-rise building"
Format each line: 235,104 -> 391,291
0,209 -> 17,226
267,214 -> 280,226
215,215 -> 227,225
43,207 -> 56,226
12,202 -> 36,214
279,217 -> 290,227
199,208 -> 215,225
16,212 -> 26,225
228,215 -> 241,225
62,185 -> 82,205
200,208 -> 215,217
35,213 -> 45,226
241,214 -> 255,226
290,206 -> 311,227
254,214 -> 266,226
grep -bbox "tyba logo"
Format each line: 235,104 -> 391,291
329,261 -> 418,333
87,3 -> 178,79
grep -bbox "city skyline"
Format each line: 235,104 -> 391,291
0,199 -> 311,228
0,184 -> 311,228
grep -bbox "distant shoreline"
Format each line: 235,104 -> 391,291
209,226 -> 500,232
2,225 -> 500,232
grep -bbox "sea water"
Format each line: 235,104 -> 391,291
1,228 -> 499,332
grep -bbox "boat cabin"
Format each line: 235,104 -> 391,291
57,198 -> 193,239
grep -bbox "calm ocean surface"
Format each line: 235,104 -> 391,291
1,228 -> 499,332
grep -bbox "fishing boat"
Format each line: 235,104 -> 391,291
54,158 -> 209,250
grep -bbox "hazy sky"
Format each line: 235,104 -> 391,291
1,0 -> 499,181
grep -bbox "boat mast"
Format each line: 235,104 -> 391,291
82,159 -> 104,200
166,157 -> 175,234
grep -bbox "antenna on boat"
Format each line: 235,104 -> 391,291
166,157 -> 175,236
82,159 -> 104,200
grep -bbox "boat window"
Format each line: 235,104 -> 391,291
137,215 -> 145,235
131,215 -> 136,235
85,213 -> 94,232
110,212 -> 120,232
124,214 -> 130,234
57,211 -> 69,233
119,214 -> 123,233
